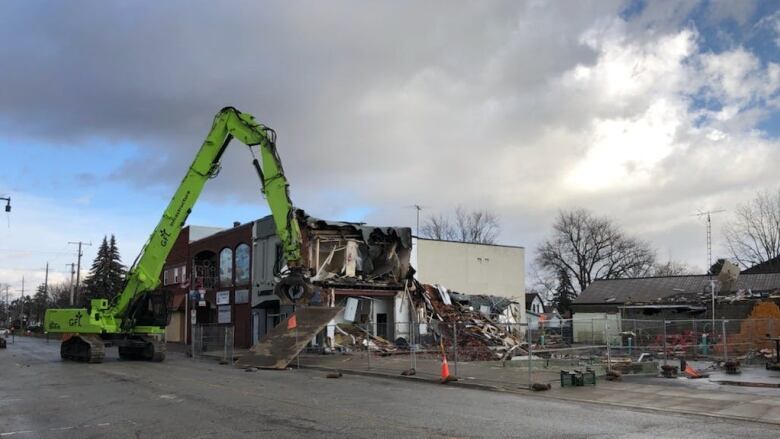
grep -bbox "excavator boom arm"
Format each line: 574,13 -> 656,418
110,107 -> 301,316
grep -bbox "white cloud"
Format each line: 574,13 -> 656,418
1,1 -> 780,283
0,192 -> 151,302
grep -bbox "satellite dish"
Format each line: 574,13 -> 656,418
718,260 -> 740,293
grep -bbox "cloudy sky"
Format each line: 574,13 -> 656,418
1,0 -> 780,299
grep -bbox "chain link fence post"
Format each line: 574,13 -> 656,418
411,320 -> 417,371
453,322 -> 459,377
722,319 -> 728,362
366,321 -> 371,370
527,322 -> 533,390
663,320 -> 668,366
605,319 -> 611,372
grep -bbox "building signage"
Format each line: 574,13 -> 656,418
216,290 -> 230,305
235,289 -> 249,304
218,305 -> 231,324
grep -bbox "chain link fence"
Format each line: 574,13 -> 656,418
296,316 -> 780,389
192,323 -> 234,364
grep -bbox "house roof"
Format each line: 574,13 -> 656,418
742,256 -> 780,274
574,273 -> 780,305
525,292 -> 542,308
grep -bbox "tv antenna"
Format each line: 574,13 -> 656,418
692,209 -> 726,278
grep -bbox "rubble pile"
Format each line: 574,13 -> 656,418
413,282 -> 526,361
334,324 -> 398,354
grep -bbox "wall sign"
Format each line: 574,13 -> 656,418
235,289 -> 249,304
218,305 -> 231,324
216,290 -> 230,305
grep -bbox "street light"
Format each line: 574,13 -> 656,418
0,196 -> 10,212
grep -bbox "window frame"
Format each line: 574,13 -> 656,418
219,247 -> 234,287
234,242 -> 251,286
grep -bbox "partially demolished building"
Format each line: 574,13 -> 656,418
163,209 -> 528,363
251,210 -> 413,345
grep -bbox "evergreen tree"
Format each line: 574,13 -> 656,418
107,235 -> 126,296
83,235 -> 127,300
551,268 -> 577,316
33,284 -> 48,324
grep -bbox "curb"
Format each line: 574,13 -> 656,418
299,365 -> 780,427
298,364 -> 528,393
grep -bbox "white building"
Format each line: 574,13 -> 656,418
412,238 -> 525,298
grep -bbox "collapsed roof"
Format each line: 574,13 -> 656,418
297,210 -> 413,289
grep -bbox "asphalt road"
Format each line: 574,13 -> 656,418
2,336 -> 780,438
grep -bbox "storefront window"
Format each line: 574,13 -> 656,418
235,243 -> 250,285
219,247 -> 233,286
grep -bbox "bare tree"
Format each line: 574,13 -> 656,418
420,213 -> 457,241
536,209 -> 655,293
652,260 -> 693,277
420,206 -> 500,244
724,189 -> 780,269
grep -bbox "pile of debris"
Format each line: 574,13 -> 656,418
411,282 -> 527,361
333,323 -> 398,354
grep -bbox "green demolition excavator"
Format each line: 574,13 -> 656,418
44,107 -> 310,363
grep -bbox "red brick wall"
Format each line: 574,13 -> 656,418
187,223 -> 253,348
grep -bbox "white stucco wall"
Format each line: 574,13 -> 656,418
413,238 -> 525,299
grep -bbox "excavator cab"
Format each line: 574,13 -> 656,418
128,291 -> 171,328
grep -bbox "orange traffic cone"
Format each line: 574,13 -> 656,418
440,356 -> 457,383
684,365 -> 701,378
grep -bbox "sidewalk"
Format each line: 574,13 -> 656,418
547,381 -> 780,425
299,353 -> 780,425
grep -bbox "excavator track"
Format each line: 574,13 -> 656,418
60,334 -> 105,363
118,336 -> 166,362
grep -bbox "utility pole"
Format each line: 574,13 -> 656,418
67,263 -> 76,306
19,276 -> 24,324
4,285 -> 8,326
68,241 -> 91,305
44,262 -> 49,301
405,204 -> 426,236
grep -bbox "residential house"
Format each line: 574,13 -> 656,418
525,292 -> 544,314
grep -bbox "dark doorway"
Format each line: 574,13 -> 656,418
376,313 -> 388,340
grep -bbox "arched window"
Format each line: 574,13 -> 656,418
219,247 -> 233,286
235,243 -> 250,285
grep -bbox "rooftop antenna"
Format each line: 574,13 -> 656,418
404,204 -> 428,236
692,208 -> 725,325
692,209 -> 726,277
